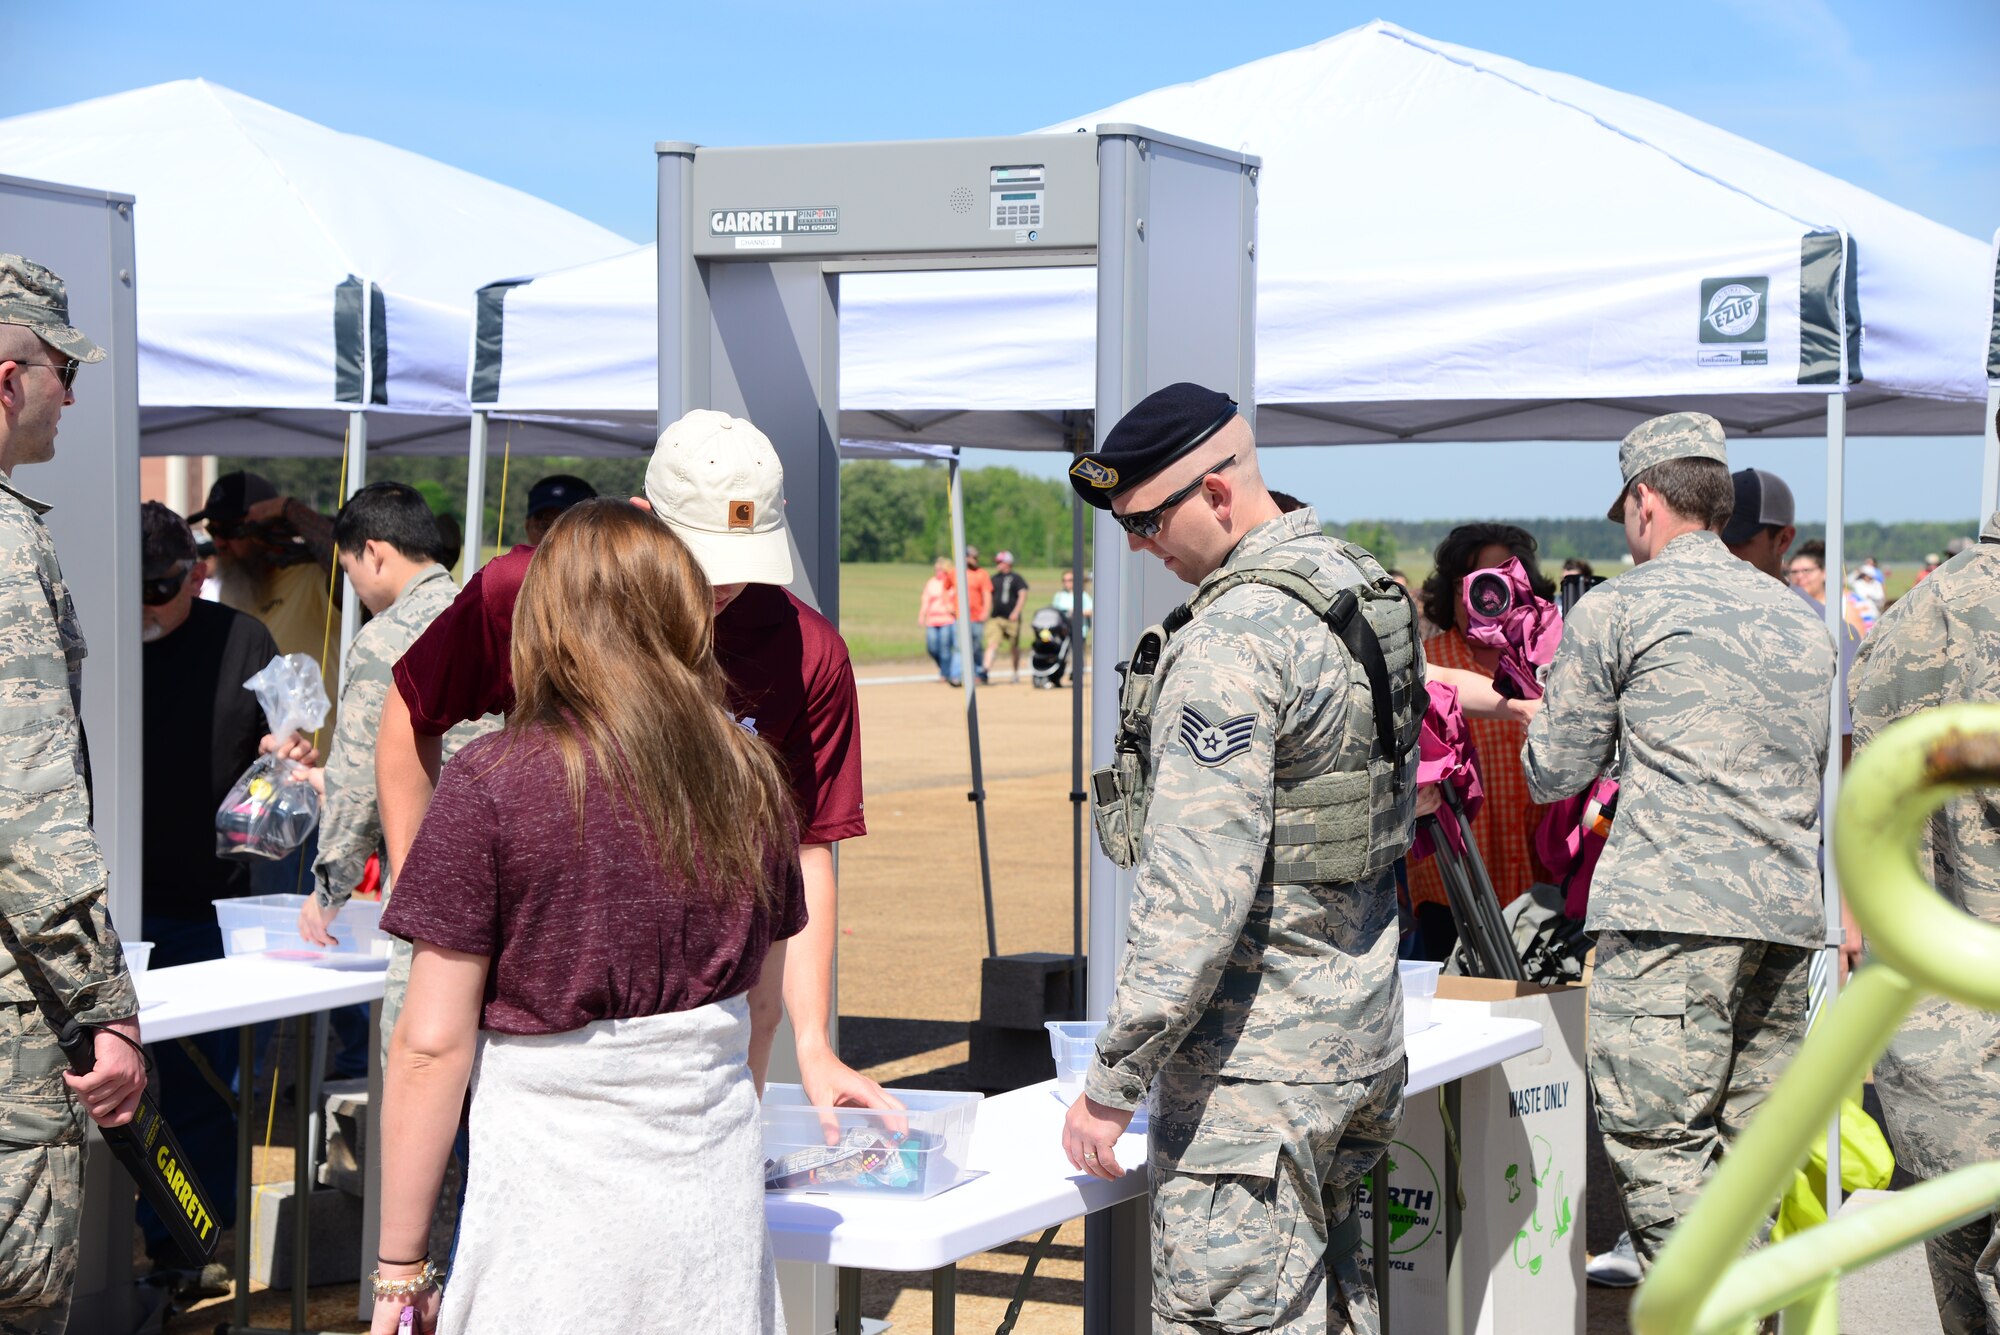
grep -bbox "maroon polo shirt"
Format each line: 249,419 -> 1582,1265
392,545 -> 865,845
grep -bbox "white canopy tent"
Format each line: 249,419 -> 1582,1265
0,78 -> 635,467
469,20 -> 1987,449
0,78 -> 635,646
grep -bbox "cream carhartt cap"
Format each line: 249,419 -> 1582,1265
644,410 -> 794,586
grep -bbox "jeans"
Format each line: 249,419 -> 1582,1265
968,622 -> 988,680
924,624 -> 961,685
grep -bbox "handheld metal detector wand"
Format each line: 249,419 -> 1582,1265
55,1018 -> 222,1265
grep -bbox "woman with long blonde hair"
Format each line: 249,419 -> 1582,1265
372,499 -> 801,1333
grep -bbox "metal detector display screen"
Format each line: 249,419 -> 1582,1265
990,165 -> 1045,231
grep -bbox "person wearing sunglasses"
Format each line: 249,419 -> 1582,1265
1059,382 -> 1425,1333
0,254 -> 149,1332
134,502 -> 294,1284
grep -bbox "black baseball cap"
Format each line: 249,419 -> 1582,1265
527,474 -> 596,517
1720,468 -> 1796,546
140,501 -> 197,578
187,472 -> 278,529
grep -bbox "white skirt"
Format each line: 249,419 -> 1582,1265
438,995 -> 785,1334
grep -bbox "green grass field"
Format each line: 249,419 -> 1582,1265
838,563 -> 1079,664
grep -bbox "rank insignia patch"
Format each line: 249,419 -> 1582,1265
1179,705 -> 1256,766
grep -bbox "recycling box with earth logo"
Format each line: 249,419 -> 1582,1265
1357,979 -> 1587,1334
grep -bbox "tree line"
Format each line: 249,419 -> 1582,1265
218,455 -> 1093,566
211,454 -> 1973,571
836,461 -> 1090,566
1326,516 -> 1983,572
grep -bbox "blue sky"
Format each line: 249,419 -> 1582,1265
13,0 -> 1998,522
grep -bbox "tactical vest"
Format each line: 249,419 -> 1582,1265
1090,538 -> 1424,886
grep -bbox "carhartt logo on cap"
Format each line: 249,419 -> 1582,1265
728,500 -> 755,531
1070,458 -> 1118,489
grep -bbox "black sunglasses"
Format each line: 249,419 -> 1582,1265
141,562 -> 192,606
15,358 -> 80,392
1113,456 -> 1236,538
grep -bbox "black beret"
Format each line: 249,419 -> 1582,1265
1069,383 -> 1238,511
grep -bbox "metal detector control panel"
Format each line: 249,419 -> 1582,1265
690,133 -> 1099,261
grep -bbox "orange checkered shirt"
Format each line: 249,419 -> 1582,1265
1407,630 -> 1553,911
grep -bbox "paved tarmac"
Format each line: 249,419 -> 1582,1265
1837,1190 -> 1945,1335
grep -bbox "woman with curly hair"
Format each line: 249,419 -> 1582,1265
1408,523 -> 1559,961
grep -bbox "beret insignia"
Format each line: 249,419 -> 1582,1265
1070,458 -> 1119,490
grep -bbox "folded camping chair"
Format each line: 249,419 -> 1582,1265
1410,681 -> 1528,982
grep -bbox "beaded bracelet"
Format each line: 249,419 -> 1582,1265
371,1260 -> 445,1299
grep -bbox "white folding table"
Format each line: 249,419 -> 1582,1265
765,1007 -> 1545,1335
136,957 -> 387,1335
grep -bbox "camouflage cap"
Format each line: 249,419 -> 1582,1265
1606,412 -> 1728,521
0,254 -> 105,364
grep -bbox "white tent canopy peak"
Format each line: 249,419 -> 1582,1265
472,19 -> 1987,455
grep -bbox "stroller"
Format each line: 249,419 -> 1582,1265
1029,606 -> 1071,688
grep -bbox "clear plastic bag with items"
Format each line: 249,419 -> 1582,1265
215,654 -> 330,861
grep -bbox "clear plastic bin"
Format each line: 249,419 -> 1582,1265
1400,959 -> 1442,1036
762,1085 -> 981,1199
1045,1019 -> 1102,1105
121,941 -> 153,975
214,894 -> 391,967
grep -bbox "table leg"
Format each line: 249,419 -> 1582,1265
836,1266 -> 862,1335
1083,1195 -> 1149,1335
1372,1153 -> 1391,1333
1444,1079 -> 1464,1335
933,1264 -> 956,1335
293,1016 -> 312,1333
233,1024 -> 253,1334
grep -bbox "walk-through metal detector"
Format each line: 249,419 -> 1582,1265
0,173 -> 145,1334
658,127 -> 1256,1335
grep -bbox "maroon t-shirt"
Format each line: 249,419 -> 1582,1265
393,547 -> 866,844
379,728 -> 808,1035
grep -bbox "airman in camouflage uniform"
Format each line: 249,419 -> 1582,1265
1524,412 -> 1834,1269
1062,384 -> 1423,1334
1850,508 -> 2000,1334
309,490 -> 495,1062
0,256 -> 142,1333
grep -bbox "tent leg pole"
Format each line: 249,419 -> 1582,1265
339,410 -> 367,667
1821,388 -> 1847,1221
1071,486 -> 1087,1017
949,454 -> 998,958
464,411 -> 489,580
1983,382 -> 2000,521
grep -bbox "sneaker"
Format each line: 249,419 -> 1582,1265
1586,1231 -> 1642,1288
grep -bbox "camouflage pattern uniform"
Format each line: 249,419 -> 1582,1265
310,564 -> 493,1063
1523,413 -> 1834,1268
1851,513 -> 2000,1334
0,259 -> 137,1334
1087,509 -> 1421,1334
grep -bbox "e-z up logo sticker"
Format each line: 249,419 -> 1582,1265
709,207 -> 840,236
1699,276 -> 1770,344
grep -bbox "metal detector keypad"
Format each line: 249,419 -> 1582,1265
990,164 -> 1046,230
